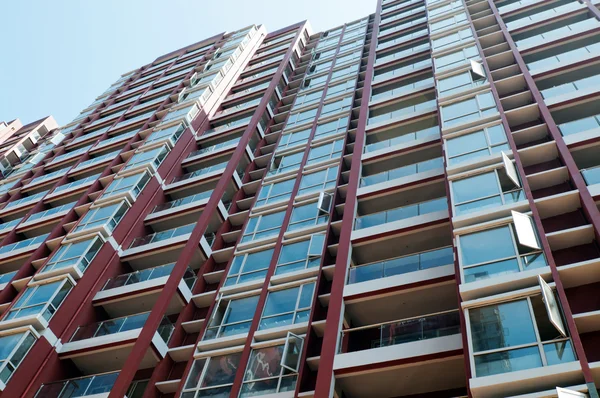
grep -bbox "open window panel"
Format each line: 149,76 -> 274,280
281,331 -> 304,373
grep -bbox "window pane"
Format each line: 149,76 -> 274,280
263,287 -> 300,317
452,172 -> 500,204
475,346 -> 542,377
460,226 -> 516,266
447,131 -> 487,158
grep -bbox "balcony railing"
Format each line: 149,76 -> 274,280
368,98 -> 437,125
186,138 -> 240,159
0,217 -> 22,232
93,130 -> 138,150
36,371 -> 120,397
70,312 -> 174,344
26,202 -> 75,223
203,116 -> 252,136
354,197 -> 447,230
73,149 -> 121,171
360,157 -> 443,187
0,270 -> 17,285
527,42 -> 600,71
557,113 -> 600,137
376,42 -> 430,65
374,59 -> 432,83
340,310 -> 460,353
348,246 -> 453,284
102,263 -> 196,291
541,72 -> 600,99
371,77 -> 434,103
3,190 -> 49,211
50,145 -> 92,165
364,125 -> 440,153
52,174 -> 100,195
0,233 -> 49,256
516,19 -> 599,49
128,224 -> 196,249
582,165 -> 600,186
152,190 -> 214,213
171,161 -> 228,183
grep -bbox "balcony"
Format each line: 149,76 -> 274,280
19,202 -> 74,229
371,75 -> 434,104
71,149 -> 121,174
368,97 -> 437,127
169,161 -> 228,186
0,270 -> 17,290
376,42 -> 430,67
526,42 -> 600,75
94,264 -> 196,317
36,372 -> 119,398
355,197 -> 447,230
58,312 -> 173,373
0,233 -> 49,262
360,157 -> 443,187
184,137 -> 240,163
334,310 -> 464,397
92,130 -> 138,151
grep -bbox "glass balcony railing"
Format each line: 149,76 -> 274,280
516,19 -> 599,49
214,98 -> 262,118
371,77 -> 434,103
582,165 -> 600,186
186,138 -> 240,159
171,161 -> 228,183
381,6 -> 426,27
557,113 -> 600,137
379,16 -> 428,37
3,190 -> 49,211
203,116 -> 253,136
152,190 -> 214,213
70,312 -> 174,344
348,246 -> 453,284
111,110 -> 155,130
0,270 -> 17,285
129,224 -> 196,249
340,310 -> 460,353
526,42 -> 600,71
354,197 -> 447,230
376,43 -> 430,65
227,82 -> 271,102
102,263 -> 196,291
0,217 -> 22,232
363,125 -> 440,153
51,174 -> 100,195
373,59 -> 432,82
72,149 -> 121,171
0,233 -> 49,256
367,98 -> 437,125
93,130 -> 138,150
540,73 -> 600,99
26,202 -> 75,224
50,145 -> 92,165
36,372 -> 120,397
70,126 -> 111,146
28,168 -> 68,186
360,157 -> 444,187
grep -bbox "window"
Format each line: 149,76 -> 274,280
101,171 -> 152,200
313,47 -> 337,62
306,139 -> 344,166
0,331 -> 36,386
307,60 -> 333,76
315,116 -> 348,139
434,45 -> 480,72
469,296 -> 575,377
430,12 -> 467,33
240,341 -> 301,397
269,151 -> 304,175
325,78 -> 356,98
451,165 -> 523,215
437,69 -> 486,98
182,353 -> 242,397
241,211 -> 285,243
204,295 -> 259,339
123,145 -> 169,171
300,74 -> 328,92
335,50 -> 362,66
278,128 -> 311,151
441,92 -> 497,128
225,248 -> 274,285
256,179 -> 295,207
446,124 -> 508,165
287,195 -> 332,232
432,27 -> 474,51
42,237 -> 103,274
4,279 -> 73,322
458,223 -> 546,283
275,234 -> 325,275
293,90 -> 324,109
259,282 -> 316,330
330,63 -> 360,81
298,166 -> 339,196
72,201 -> 129,235
320,96 -> 353,118
287,107 -> 318,128
144,123 -> 185,146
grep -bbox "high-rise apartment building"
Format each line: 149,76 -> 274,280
1,0 -> 600,396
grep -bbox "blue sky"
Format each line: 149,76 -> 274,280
0,0 -> 375,126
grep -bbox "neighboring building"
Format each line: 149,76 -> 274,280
1,0 -> 600,397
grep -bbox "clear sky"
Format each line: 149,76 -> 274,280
0,0 -> 375,126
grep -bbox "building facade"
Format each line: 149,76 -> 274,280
1,0 -> 600,397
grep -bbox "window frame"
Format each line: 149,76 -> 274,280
0,330 -> 37,387
440,91 -> 498,129
258,282 -> 317,330
225,248 -> 275,286
4,278 -> 74,323
72,200 -> 130,236
445,123 -> 509,166
42,236 -> 104,274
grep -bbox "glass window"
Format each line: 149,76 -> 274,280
437,69 -> 486,97
441,92 -> 497,128
432,27 -> 474,51
276,234 -> 326,275
451,166 -> 523,215
269,151 -> 304,176
430,12 -> 467,33
259,282 -> 316,330
72,201 -> 129,235
240,344 -> 298,397
204,295 -> 259,339
293,90 -> 324,109
182,353 -> 242,397
101,171 -> 152,200
434,45 -> 480,72
307,60 -> 333,76
325,78 -> 356,98
225,248 -> 274,286
446,124 -> 508,165
459,224 -> 546,283
287,108 -> 318,128
241,211 -> 285,243
278,128 -> 311,151
0,331 -> 36,385
287,198 -> 332,232
42,237 -> 103,274
123,145 -> 169,171
315,116 -> 348,139
319,96 -> 353,118
298,166 -> 339,196
306,139 -> 344,166
256,179 -> 296,207
330,63 -> 360,81
4,279 -> 73,322
144,123 -> 185,146
300,74 -> 328,92
469,296 -> 575,377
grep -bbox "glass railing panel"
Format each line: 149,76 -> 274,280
363,125 -> 440,153
340,310 -> 460,352
152,190 -> 214,213
354,197 -> 447,229
0,233 -> 49,256
540,74 -> 600,99
557,114 -> 600,136
526,42 -> 600,71
360,157 -> 443,187
516,19 -> 599,49
73,149 -> 121,171
187,138 -> 240,158
376,43 -> 430,64
36,372 -> 120,397
171,161 -> 229,183
52,174 -> 101,195
128,223 -> 195,249
0,217 -> 22,231
26,202 -> 75,223
3,190 -> 49,210
373,59 -> 432,82
371,77 -> 434,103
367,98 -> 437,125
71,312 -> 150,341
582,166 -> 600,186
0,270 -> 17,285
94,130 -> 138,149
348,246 -> 453,284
